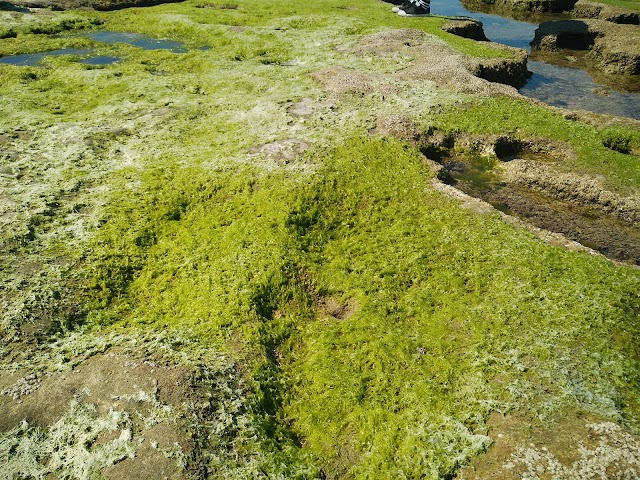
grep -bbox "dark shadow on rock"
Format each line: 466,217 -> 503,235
532,20 -> 598,50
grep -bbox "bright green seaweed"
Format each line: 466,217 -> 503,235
1,0 -> 639,478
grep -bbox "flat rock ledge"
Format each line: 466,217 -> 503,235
532,19 -> 640,74
441,18 -> 489,41
344,29 -> 530,92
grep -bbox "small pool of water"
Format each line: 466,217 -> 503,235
0,48 -> 91,66
88,31 -> 188,53
431,0 -> 640,119
79,56 -> 121,65
522,60 -> 640,119
0,31 -> 192,67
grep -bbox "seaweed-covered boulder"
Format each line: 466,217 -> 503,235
532,19 -> 640,74
573,0 -> 640,24
441,19 -> 489,41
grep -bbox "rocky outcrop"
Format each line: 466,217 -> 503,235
532,19 -> 640,74
573,0 -> 640,24
470,48 -> 531,88
441,19 -> 489,41
345,29 -> 530,93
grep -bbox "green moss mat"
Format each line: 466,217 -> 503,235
83,136 -> 639,477
589,0 -> 640,12
1,0 -> 639,477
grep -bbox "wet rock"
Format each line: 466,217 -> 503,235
532,19 -> 599,50
441,19 -> 489,41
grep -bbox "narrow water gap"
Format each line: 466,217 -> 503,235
431,0 -> 640,119
430,143 -> 640,265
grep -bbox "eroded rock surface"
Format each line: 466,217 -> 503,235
321,28 -> 530,97
419,131 -> 640,264
442,18 -> 489,41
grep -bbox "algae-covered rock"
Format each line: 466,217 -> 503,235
532,19 -> 640,75
573,0 -> 640,24
441,18 -> 489,41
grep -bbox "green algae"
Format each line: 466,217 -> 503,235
432,97 -> 640,194
1,0 -> 640,478
79,136 -> 640,477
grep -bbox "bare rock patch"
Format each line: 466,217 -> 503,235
318,296 -> 359,321
347,29 -> 529,92
458,412 -> 640,479
249,138 -> 310,164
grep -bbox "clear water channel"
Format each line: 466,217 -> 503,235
432,0 -> 640,119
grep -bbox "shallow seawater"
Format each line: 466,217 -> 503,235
0,31 -> 189,67
79,56 -> 121,65
88,31 -> 188,53
0,48 -> 91,66
431,0 -> 640,119
522,60 -> 640,119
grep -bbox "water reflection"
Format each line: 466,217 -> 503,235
522,60 -> 640,118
